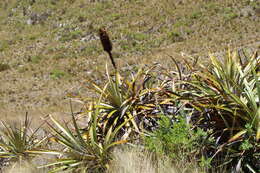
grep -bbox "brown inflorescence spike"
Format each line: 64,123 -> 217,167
99,28 -> 117,69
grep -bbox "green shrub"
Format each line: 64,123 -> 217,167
222,7 -> 238,21
145,114 -> 214,168
190,11 -> 203,19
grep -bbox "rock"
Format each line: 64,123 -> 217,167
80,34 -> 98,42
27,12 -> 50,25
27,18 -> 33,25
38,12 -> 50,24
240,6 -> 255,17
79,46 -> 87,52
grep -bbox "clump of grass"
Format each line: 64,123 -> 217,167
59,29 -> 83,42
29,55 -> 43,64
222,7 -> 238,21
0,40 -> 9,52
3,161 -> 42,173
190,11 -> 203,20
168,30 -> 184,43
109,146 -> 204,173
50,69 -> 67,79
52,53 -> 66,60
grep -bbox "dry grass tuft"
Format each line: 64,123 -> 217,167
108,147 -> 203,173
3,161 -> 44,173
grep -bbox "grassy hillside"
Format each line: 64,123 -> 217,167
0,0 -> 259,118
0,1 -> 259,172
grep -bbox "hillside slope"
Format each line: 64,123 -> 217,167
0,0 -> 259,119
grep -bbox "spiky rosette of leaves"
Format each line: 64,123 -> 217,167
83,65 -> 174,138
40,102 -> 128,172
184,50 -> 259,171
0,113 -> 49,167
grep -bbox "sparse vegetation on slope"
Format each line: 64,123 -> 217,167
0,0 -> 259,114
0,50 -> 259,172
0,0 -> 259,172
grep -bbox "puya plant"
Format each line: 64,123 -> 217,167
0,113 -> 48,168
184,50 -> 259,172
40,100 -> 129,173
85,65 -> 168,138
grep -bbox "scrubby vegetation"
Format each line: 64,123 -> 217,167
0,50 -> 259,172
0,0 -> 259,112
0,0 -> 259,172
